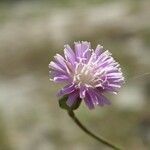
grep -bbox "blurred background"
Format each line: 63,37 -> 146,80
0,0 -> 150,150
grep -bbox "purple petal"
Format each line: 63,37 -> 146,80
49,61 -> 65,73
106,83 -> 121,88
84,92 -> 95,109
107,78 -> 124,84
81,41 -> 91,52
74,42 -> 83,58
64,45 -> 76,65
97,94 -> 111,106
103,86 -> 118,94
79,86 -> 86,99
52,55 -> 72,75
54,54 -> 67,70
50,70 -> 66,77
99,58 -> 114,68
53,75 -> 70,83
57,84 -> 75,97
96,50 -> 111,63
83,49 -> 92,63
87,89 -> 98,106
88,89 -> 110,106
66,91 -> 79,107
95,45 -> 103,56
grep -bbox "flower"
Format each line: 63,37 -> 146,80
49,41 -> 124,109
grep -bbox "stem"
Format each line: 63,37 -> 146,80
68,110 -> 122,150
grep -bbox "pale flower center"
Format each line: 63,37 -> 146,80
73,62 -> 104,88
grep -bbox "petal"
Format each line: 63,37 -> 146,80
97,94 -> 111,106
81,41 -> 91,52
99,57 -> 114,68
106,72 -> 123,78
54,53 -> 73,75
89,89 -> 111,106
104,67 -> 119,73
95,45 -> 103,56
54,54 -> 67,70
64,44 -> 76,65
53,75 -> 70,83
57,84 -> 75,97
107,83 -> 121,88
50,70 -> 66,77
75,62 -> 84,74
75,41 -> 91,62
84,92 -> 95,109
83,49 -> 92,62
103,86 -> 118,94
66,91 -> 79,107
49,61 -> 65,73
95,50 -> 111,64
74,42 -> 83,58
79,86 -> 86,99
87,89 -> 98,106
108,78 -> 124,84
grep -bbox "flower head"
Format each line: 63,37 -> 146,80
49,41 -> 124,109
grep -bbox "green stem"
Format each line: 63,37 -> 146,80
68,110 -> 122,150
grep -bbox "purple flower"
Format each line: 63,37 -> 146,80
49,41 -> 124,109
